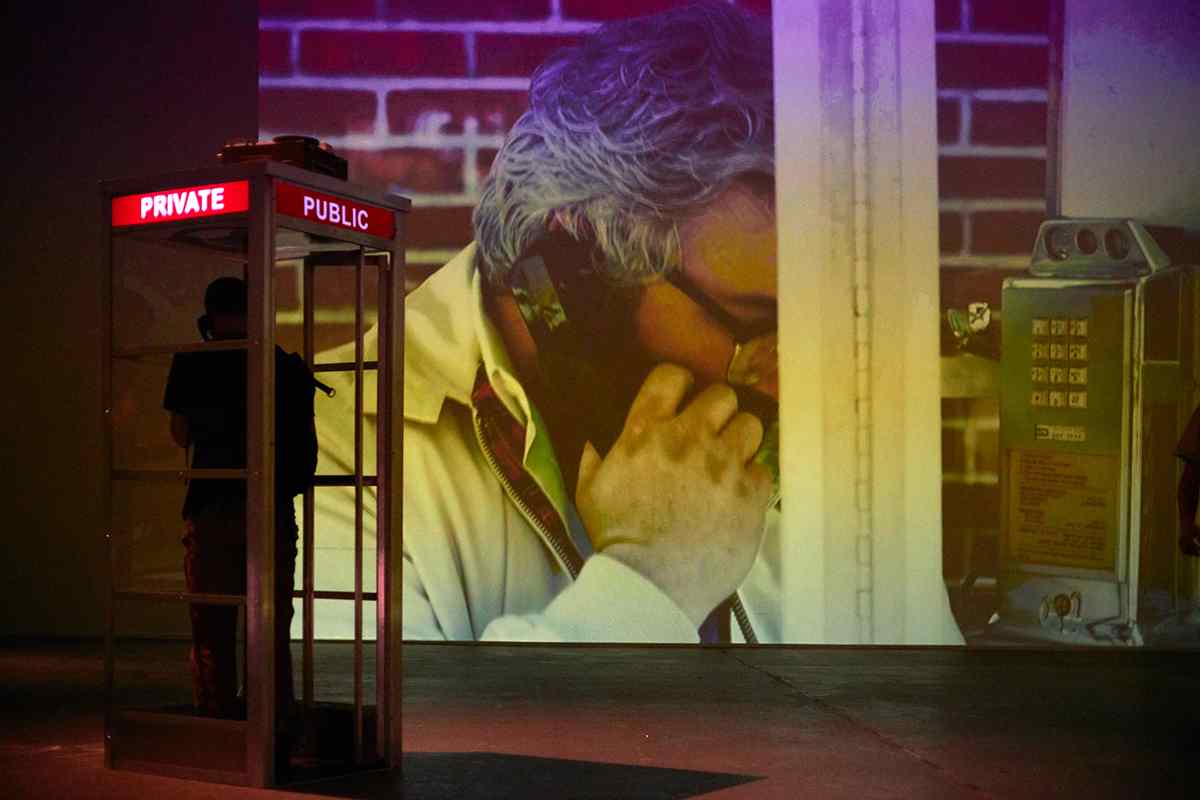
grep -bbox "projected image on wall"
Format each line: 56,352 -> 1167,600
256,0 -> 1200,647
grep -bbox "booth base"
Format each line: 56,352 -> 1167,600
110,709 -> 249,785
107,701 -> 381,787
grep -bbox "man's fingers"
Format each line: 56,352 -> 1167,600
624,363 -> 694,432
576,440 -> 601,500
745,461 -> 776,506
680,382 -> 740,435
719,411 -> 764,463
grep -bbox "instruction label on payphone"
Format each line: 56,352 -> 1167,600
1008,449 -> 1120,570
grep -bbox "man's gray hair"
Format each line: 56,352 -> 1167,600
472,1 -> 774,286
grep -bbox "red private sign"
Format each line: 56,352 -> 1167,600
111,181 -> 250,226
275,182 -> 396,240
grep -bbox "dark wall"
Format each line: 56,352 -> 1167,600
0,2 -> 257,636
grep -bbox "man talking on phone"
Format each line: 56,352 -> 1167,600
396,2 -> 779,643
399,2 -> 780,642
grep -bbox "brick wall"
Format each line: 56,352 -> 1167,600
936,0 -> 1052,587
937,0 -> 1050,308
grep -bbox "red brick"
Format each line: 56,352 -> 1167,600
342,148 -> 464,194
260,88 -> 376,136
735,0 -> 772,16
970,101 -> 1046,147
404,264 -> 442,293
311,323 -> 358,354
936,43 -> 1048,89
276,323 -> 305,355
937,98 -> 960,144
475,34 -> 582,78
478,148 -> 499,182
280,320 -> 382,355
971,0 -> 1050,35
383,0 -> 550,21
260,0 -> 375,17
260,29 -> 291,76
274,265 -> 300,311
971,210 -> 1045,254
300,31 -> 467,77
386,90 -> 528,136
407,206 -> 475,249
939,211 -> 964,254
311,263 -> 381,310
561,0 -> 693,21
938,156 -> 1045,199
935,0 -> 962,31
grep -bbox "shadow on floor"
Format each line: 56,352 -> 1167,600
291,752 -> 761,799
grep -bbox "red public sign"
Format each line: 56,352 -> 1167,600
276,181 -> 395,239
111,181 -> 250,226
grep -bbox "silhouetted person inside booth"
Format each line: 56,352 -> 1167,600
163,277 -> 318,743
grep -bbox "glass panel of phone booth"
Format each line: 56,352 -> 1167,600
304,260 -> 379,599
108,225 -> 253,782
274,226 -> 384,769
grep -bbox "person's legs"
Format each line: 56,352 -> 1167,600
183,497 -> 247,718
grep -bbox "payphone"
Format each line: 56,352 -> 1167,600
102,159 -> 408,786
993,219 -> 1200,646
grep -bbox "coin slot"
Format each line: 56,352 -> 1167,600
1104,228 -> 1130,260
1075,228 -> 1098,255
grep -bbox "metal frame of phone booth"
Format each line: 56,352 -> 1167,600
101,161 -> 408,787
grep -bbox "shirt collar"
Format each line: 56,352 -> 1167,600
403,243 -> 529,428
403,243 -> 571,521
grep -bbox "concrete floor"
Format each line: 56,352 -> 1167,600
1,639 -> 1198,798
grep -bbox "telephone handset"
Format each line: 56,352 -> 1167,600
510,233 -> 780,495
509,234 -> 651,469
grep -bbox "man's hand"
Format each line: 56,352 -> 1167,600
575,364 -> 775,628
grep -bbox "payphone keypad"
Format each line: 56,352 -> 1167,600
1030,316 -> 1089,410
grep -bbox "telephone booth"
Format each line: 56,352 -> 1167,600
101,160 -> 408,786
993,219 -> 1200,646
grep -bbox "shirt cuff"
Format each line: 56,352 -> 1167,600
542,553 -> 699,643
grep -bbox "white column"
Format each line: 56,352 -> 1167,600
776,0 -> 963,644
